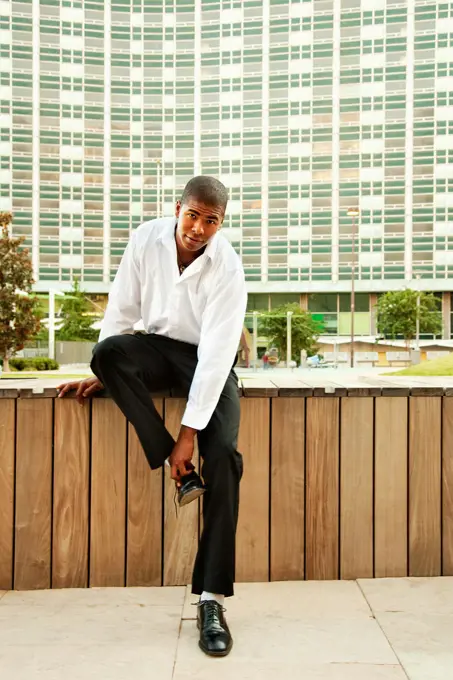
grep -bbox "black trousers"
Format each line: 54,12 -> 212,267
90,333 -> 243,597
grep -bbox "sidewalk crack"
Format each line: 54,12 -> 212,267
355,580 -> 410,680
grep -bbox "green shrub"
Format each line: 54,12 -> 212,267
9,357 -> 59,371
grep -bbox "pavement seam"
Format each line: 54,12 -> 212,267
355,580 -> 411,680
171,599 -> 186,679
0,591 -> 8,604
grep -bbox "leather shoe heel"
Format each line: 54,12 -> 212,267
197,600 -> 233,657
177,470 -> 205,507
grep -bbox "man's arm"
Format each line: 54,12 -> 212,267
181,268 -> 247,432
98,232 -> 142,341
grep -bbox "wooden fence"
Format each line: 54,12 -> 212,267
1,374 -> 453,590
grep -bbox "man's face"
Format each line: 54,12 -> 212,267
175,198 -> 224,253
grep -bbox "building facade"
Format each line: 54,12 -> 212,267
1,0 -> 453,335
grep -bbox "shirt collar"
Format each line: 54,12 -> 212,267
159,218 -> 219,261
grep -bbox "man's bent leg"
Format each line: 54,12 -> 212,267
191,372 -> 243,598
91,334 -> 176,470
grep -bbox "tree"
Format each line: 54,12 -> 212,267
261,303 -> 324,363
57,279 -> 99,342
0,212 -> 41,372
376,289 -> 443,347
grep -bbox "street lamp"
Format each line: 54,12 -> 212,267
347,207 -> 360,368
415,272 -> 421,352
48,288 -> 65,360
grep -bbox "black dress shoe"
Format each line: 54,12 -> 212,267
197,600 -> 233,657
177,470 -> 205,507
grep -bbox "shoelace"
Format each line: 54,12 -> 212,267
193,601 -> 227,631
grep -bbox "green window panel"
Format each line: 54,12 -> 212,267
385,94 -> 406,111
414,64 -> 436,79
385,66 -> 406,81
384,152 -> 405,167
413,151 -> 434,165
340,69 -> 361,85
438,63 -> 453,78
415,5 -> 437,21
385,123 -> 406,138
415,34 -> 436,50
386,36 -> 407,51
341,12 -> 361,28
437,121 -> 453,136
340,99 -> 361,112
386,8 -> 407,23
314,15 -> 334,29
438,33 -> 453,49
413,180 -> 434,194
313,43 -> 333,58
340,125 -> 361,141
414,92 -> 435,108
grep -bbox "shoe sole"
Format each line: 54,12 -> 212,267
179,487 -> 205,507
198,640 -> 233,657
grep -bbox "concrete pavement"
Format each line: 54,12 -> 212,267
1,578 -> 452,679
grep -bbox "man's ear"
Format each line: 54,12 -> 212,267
175,200 -> 181,218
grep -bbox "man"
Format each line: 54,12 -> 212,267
58,176 -> 247,658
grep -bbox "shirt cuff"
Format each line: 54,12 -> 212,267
181,403 -> 212,432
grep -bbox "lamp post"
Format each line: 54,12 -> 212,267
415,272 -> 421,352
347,207 -> 360,368
48,288 -> 65,360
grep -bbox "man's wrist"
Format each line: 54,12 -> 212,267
178,425 -> 197,442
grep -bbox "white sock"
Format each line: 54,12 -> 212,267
200,591 -> 225,606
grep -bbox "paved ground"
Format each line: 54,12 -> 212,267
1,578 -> 452,679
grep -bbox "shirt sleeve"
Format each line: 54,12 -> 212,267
98,233 -> 142,342
181,268 -> 247,431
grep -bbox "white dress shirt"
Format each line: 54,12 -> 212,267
99,217 -> 247,431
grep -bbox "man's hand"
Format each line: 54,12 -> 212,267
169,426 -> 197,484
57,376 -> 104,405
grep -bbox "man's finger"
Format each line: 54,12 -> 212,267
177,460 -> 190,477
83,384 -> 99,397
171,463 -> 180,483
57,383 -> 72,397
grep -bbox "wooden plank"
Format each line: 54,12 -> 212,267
266,376 -> 313,397
19,387 -> 58,399
375,397 -> 408,577
344,383 -> 381,397
236,398 -> 270,582
443,397 -> 453,575
90,399 -> 127,587
0,387 -> 19,398
409,397 -> 442,577
15,399 -> 53,590
163,398 -> 199,586
383,377 -> 444,397
340,398 -> 373,579
270,398 -> 304,581
241,378 -> 278,398
52,399 -> 90,588
0,400 -> 15,589
306,398 -> 340,580
127,399 -> 163,587
298,375 -> 347,397
359,377 -> 410,397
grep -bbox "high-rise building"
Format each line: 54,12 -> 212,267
1,0 -> 452,336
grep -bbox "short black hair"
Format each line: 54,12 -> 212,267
180,176 -> 228,214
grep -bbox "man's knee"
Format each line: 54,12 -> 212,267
91,335 -> 128,371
